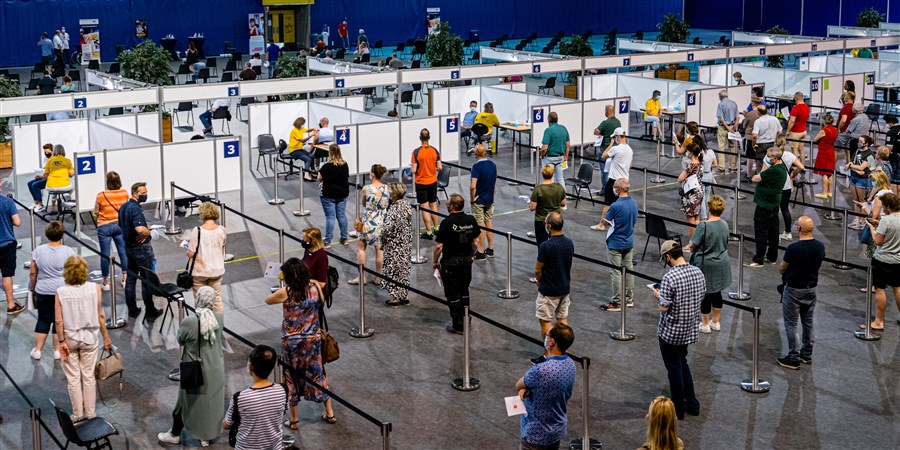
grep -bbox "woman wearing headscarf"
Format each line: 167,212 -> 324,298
158,286 -> 225,447
380,182 -> 414,307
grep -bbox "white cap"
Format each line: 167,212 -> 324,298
612,127 -> 626,137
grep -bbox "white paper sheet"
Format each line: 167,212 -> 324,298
505,396 -> 527,417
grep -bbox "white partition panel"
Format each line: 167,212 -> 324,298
72,150 -> 106,213
667,81 -> 708,108
400,118 -> 435,171
345,96 -> 366,111
0,94 -> 73,117
729,46 -> 767,58
581,100 -> 607,146
313,97 -> 349,107
136,113 -> 159,140
685,90 -> 703,127
481,87 -> 529,123
430,88 -> 450,116
614,97 -> 631,132
448,86 -> 481,119
164,140 -> 216,200
215,137 -> 242,193
819,75 -> 843,111
268,101 -> 309,144
80,89 -> 158,110
350,110 -> 391,125
459,62 -> 532,80
805,55 -> 828,72
11,123 -> 40,175
578,73 -> 617,100
536,59 -> 582,75
438,114 -> 461,163
731,65 -> 786,94
308,103 -> 352,129
332,125 -> 358,175
765,43 -> 813,56
248,103 -> 270,148
96,115 -> 136,134
842,73 -> 866,105
530,106 -> 550,153
88,121 -> 123,150
342,72 -> 397,89
617,76 -> 670,109
163,84 -> 235,103
106,145 -> 163,204
401,67 -> 458,84
548,102 -> 583,146
784,70 -> 814,96
239,76 -> 335,97
357,122 -> 401,171
527,93 -> 572,108
509,82 -> 527,92
700,89 -> 722,129
41,119 -> 89,155
727,85 -> 754,117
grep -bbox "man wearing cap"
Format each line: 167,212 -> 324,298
653,240 -> 705,420
593,127 -> 632,232
599,179 -> 638,312
716,90 -> 739,172
540,112 -> 570,186
777,216 -> 825,370
746,147 -> 788,267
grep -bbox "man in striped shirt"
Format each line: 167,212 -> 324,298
224,345 -> 288,450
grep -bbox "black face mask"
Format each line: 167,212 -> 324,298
301,240 -> 313,249
137,194 -> 148,203
44,152 -> 52,158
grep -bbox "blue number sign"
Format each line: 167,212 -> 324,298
686,93 -> 696,106
446,118 -> 458,133
450,70 -> 460,79
618,100 -> 629,114
74,98 -> 87,109
532,108 -> 544,123
687,53 -> 694,61
223,140 -> 240,158
335,78 -> 345,89
759,48 -> 766,56
811,43 -> 818,52
77,155 -> 96,175
532,64 -> 541,74
337,128 -> 351,145
810,79 -> 819,92
623,58 -> 631,67
228,86 -> 240,97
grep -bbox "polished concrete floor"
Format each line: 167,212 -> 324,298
1,77 -> 899,450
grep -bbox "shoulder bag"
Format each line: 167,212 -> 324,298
316,284 -> 340,364
95,347 -> 124,407
177,227 -> 201,289
179,317 -> 204,389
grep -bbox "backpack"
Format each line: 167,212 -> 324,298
324,266 -> 339,308
229,383 -> 288,447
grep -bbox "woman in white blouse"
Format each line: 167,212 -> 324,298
186,202 -> 227,312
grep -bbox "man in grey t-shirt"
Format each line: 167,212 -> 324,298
752,105 -> 781,160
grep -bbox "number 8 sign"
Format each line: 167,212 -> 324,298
77,155 -> 96,175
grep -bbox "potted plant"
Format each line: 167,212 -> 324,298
558,35 -> 594,99
765,25 -> 791,68
425,22 -> 464,70
116,40 -> 174,141
275,54 -> 308,100
657,14 -> 690,44
0,75 -> 20,169
856,7 -> 884,28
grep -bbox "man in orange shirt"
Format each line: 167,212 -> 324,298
411,128 -> 442,239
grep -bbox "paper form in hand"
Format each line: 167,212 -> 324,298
264,262 -> 281,279
561,160 -> 568,170
605,219 -> 615,240
505,396 -> 527,416
434,268 -> 443,288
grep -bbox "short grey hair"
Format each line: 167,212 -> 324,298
719,90 -> 728,99
852,103 -> 865,114
768,147 -> 783,161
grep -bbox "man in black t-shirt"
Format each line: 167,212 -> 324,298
777,216 -> 825,370
433,194 -> 480,334
884,115 -> 900,184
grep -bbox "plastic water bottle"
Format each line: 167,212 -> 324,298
514,118 -> 519,127
676,102 -> 682,112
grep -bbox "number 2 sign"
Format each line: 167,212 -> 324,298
77,155 -> 96,175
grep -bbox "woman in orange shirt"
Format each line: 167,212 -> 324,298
93,172 -> 130,290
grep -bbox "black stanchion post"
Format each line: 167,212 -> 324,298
740,307 -> 770,393
728,234 -> 751,300
106,256 -> 126,329
609,265 -> 634,341
497,232 -> 520,299
411,204 -> 427,264
381,422 -> 392,450
854,265 -> 881,341
350,262 -> 374,338
165,182 -> 182,235
30,407 -> 41,450
729,186 -> 740,242
569,357 -> 601,450
452,306 -> 480,391
832,210 -> 853,270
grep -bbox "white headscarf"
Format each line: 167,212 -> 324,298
195,286 -> 218,345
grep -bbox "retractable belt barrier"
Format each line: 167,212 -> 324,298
0,362 -> 66,449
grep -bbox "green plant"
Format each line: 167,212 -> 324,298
856,7 -> 884,28
116,40 -> 172,112
657,14 -> 690,44
425,21 -> 464,68
276,54 -> 309,100
0,75 -> 20,143
558,35 -> 594,84
765,25 -> 791,68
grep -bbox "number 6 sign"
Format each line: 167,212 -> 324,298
532,108 -> 544,123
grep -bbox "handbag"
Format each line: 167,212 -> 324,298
859,222 -> 874,246
95,347 -> 124,407
354,217 -> 364,232
177,227 -> 201,289
317,285 -> 340,364
179,317 -> 204,389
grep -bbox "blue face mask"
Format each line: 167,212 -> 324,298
543,336 -> 551,350
470,107 -> 477,113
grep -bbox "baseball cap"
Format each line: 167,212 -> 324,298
659,240 -> 680,259
612,127 -> 626,137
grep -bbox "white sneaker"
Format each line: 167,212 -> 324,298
101,283 -> 110,292
590,224 -> 606,231
201,440 -> 210,447
157,431 -> 181,444
30,349 -> 41,360
699,324 -> 712,334
710,322 -> 721,331
33,205 -> 45,212
53,350 -> 61,360
560,205 -> 567,211
779,232 -> 793,241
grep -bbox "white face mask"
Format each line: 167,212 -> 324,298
470,107 -> 477,112
543,336 -> 551,350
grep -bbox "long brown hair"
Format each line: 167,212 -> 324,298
280,258 -> 311,303
643,396 -> 682,450
328,143 -> 346,166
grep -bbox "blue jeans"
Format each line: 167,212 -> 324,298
291,150 -> 314,171
541,155 -> 565,186
320,196 -> 348,243
98,222 -> 128,278
199,110 -> 212,130
192,62 -> 206,81
658,337 -> 699,419
267,61 -> 276,78
28,178 -> 47,202
598,161 -> 608,194
124,244 -> 156,314
781,286 -> 816,361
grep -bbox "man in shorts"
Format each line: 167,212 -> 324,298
785,92 -> 810,163
0,194 -> 23,315
410,128 -> 442,239
470,145 -> 497,259
532,212 -> 574,364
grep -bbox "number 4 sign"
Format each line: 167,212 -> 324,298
77,155 -> 96,175
337,128 -> 351,145
223,140 -> 240,158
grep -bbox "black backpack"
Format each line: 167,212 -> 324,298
324,266 -> 339,308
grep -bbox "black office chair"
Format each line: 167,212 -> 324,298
256,133 -> 279,175
436,166 -> 452,203
205,57 -> 218,76
197,67 -> 210,83
236,97 -> 256,121
640,215 -> 681,263
212,106 -> 231,134
177,63 -> 191,83
139,266 -> 189,332
360,53 -> 371,64
220,71 -> 234,83
359,87 -> 376,109
412,83 -> 423,104
87,60 -> 100,71
372,40 -> 383,56
468,51 -> 480,65
31,62 -> 44,79
106,107 -> 123,116
51,398 -> 119,450
411,59 -> 421,69
106,62 -> 120,75
30,114 -> 46,122
400,90 -> 414,117
564,163 -> 595,208
174,102 -> 194,127
26,78 -> 40,95
335,48 -> 345,60
253,66 -> 262,77
467,123 -> 490,156
224,60 -> 238,73
538,77 -> 557,95
866,103 -> 882,133
67,70 -> 81,89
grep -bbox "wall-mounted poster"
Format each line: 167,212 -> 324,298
135,20 -> 148,38
249,13 -> 264,36
79,18 -> 100,63
426,7 -> 441,35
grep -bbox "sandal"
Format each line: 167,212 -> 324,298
859,323 -> 885,331
283,419 -> 299,430
321,413 -> 337,424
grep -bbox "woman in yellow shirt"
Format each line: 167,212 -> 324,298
31,145 -> 74,212
474,102 -> 501,153
644,90 -> 662,140
289,117 -> 318,181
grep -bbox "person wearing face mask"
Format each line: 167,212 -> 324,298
531,212 -> 573,364
433,194 -> 480,335
460,100 -> 479,143
732,71 -> 745,85
514,323 -> 576,450
644,90 -> 663,140
300,226 -> 329,290
847,135 -> 877,230
337,19 -> 349,48
118,182 -> 163,321
599,179 -> 638,312
60,26 -> 72,69
313,117 -> 334,146
653,240 -> 705,420
27,143 -> 55,211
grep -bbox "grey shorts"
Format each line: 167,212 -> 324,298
535,292 -> 570,322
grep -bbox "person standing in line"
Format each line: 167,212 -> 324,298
411,128 -> 442,240
751,105 -> 780,175
470,144 -> 497,260
38,32 -> 54,66
222,345 -> 288,450
381,182 -> 414,307
186,202 -> 227,312
812,114 -> 838,199
746,147 -> 788,267
884,115 -> 900,188
60,26 -> 71,69
599,179 -> 638,312
337,18 -> 349,48
266,40 -> 281,79
532,212 -> 574,364
715,90 -> 739,173
539,112 -> 570,186
740,98 -> 762,180
638,397 -> 684,450
318,144 -> 350,248
776,216 -> 825,369
119,182 -> 163,320
847,135 -> 877,230
29,221 -> 75,360
593,105 -> 621,195
300,227 -> 328,290
684,195 -> 732,334
592,127 -> 632,232
785,92 -> 810,163
515,323 -> 576,449
862,193 -> 900,330
768,133 -> 805,241
677,143 -> 705,238
52,30 -> 64,70
529,165 -> 567,253
0,194 -> 23,315
348,164 -> 388,285
653,240 -> 705,420
433,194 -> 480,335
837,91 -> 856,135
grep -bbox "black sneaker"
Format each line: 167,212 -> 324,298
798,355 -> 812,365
144,308 -> 164,320
530,355 -> 546,365
399,298 -> 410,306
128,307 -> 143,319
6,303 -> 25,315
600,302 -> 621,312
420,232 -> 433,240
384,299 -> 400,308
777,356 -> 801,370
485,248 -> 494,257
445,325 -> 463,335
474,251 -> 486,260
339,238 -> 349,246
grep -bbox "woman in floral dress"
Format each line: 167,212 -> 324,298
678,143 -> 705,239
381,182 -> 414,307
349,164 -> 389,285
265,258 -> 336,428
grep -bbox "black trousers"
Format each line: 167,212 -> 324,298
533,220 -> 549,245
753,205 -> 779,264
780,188 -> 792,233
171,407 -> 184,436
440,257 -> 472,330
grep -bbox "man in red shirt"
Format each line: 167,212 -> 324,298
785,92 -> 810,162
837,91 -> 856,133
337,19 -> 349,48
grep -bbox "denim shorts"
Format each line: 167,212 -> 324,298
849,174 -> 872,189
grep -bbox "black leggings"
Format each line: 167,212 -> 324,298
171,407 -> 184,436
780,188 -> 792,233
701,292 -> 723,314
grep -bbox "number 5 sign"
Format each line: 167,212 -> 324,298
223,140 -> 240,158
532,108 -> 544,123
77,155 -> 96,175
446,118 -> 458,133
